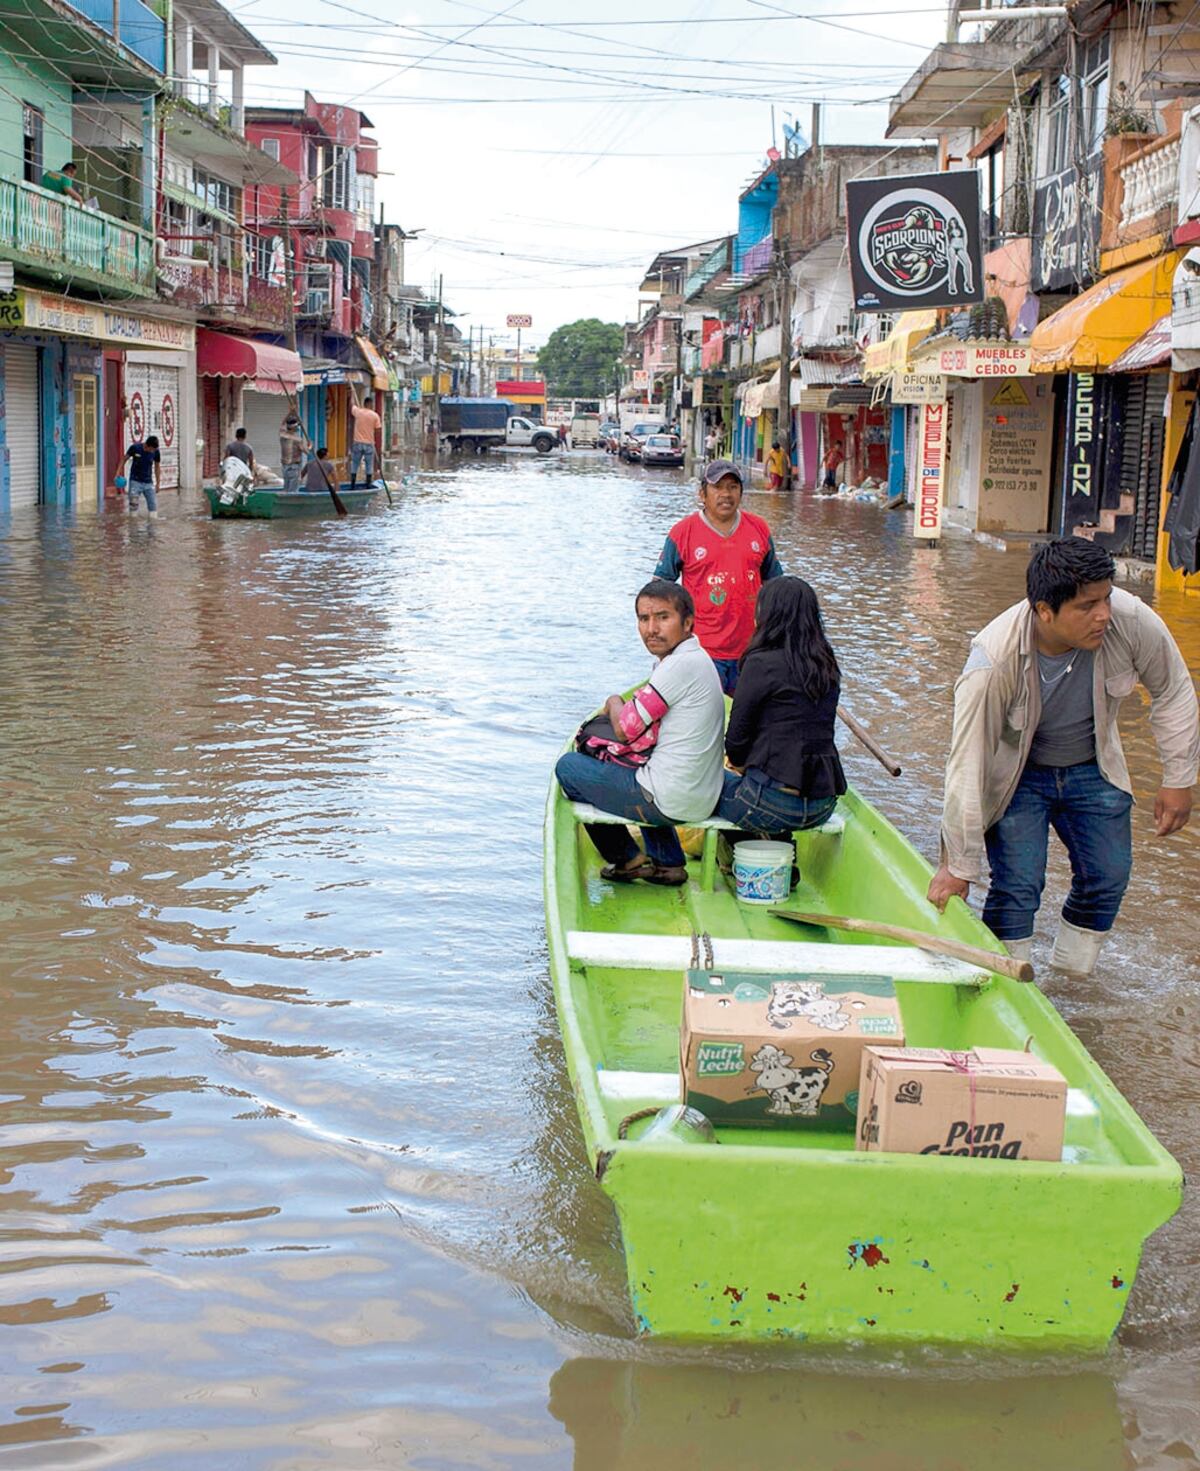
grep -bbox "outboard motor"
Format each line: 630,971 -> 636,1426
218,455 -> 253,506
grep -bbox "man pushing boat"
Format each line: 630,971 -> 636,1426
927,539 -> 1199,977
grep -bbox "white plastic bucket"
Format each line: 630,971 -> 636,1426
732,840 -> 794,905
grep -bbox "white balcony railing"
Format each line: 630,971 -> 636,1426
1120,136 -> 1181,229
753,323 -> 782,364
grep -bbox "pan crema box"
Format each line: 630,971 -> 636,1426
680,970 -> 904,1128
856,1046 -> 1067,1161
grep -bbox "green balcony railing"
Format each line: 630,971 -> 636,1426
0,177 -> 156,296
683,240 -> 729,301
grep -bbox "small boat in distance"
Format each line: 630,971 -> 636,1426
543,738 -> 1181,1347
203,483 -> 381,519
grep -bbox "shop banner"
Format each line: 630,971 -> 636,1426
1032,163 -> 1103,293
892,371 -> 947,405
15,290 -> 194,350
915,400 -> 947,540
1061,372 -> 1112,533
978,377 -> 1055,535
847,170 -> 984,312
920,343 -> 1033,377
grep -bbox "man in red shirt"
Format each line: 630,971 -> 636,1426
654,459 -> 783,692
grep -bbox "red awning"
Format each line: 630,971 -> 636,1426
197,329 -> 303,394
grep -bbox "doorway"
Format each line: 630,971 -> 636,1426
72,373 -> 99,510
103,354 -> 123,494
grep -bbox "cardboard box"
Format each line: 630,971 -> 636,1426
681,971 -> 905,1128
855,1046 -> 1067,1161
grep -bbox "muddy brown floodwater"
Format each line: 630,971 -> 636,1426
0,454 -> 1197,1470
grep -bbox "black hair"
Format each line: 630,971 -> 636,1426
1026,539 -> 1116,613
316,446 -> 329,456
144,434 -> 159,448
235,427 -> 247,439
63,162 -> 78,173
742,576 -> 841,700
636,578 -> 694,621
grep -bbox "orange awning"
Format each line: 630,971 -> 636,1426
355,335 -> 390,390
1030,253 -> 1180,374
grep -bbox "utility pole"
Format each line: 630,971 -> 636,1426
281,186 -> 298,354
434,272 -> 444,440
466,322 -> 474,394
775,238 -> 793,491
516,324 -> 522,379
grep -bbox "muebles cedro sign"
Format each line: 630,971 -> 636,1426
846,171 -> 984,313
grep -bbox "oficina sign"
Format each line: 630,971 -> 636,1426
847,170 -> 984,313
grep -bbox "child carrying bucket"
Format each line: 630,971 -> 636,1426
716,576 -> 846,891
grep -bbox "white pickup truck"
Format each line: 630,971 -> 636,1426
504,416 -> 559,454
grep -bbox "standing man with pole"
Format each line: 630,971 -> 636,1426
348,382 -> 382,488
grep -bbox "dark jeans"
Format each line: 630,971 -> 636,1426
555,752 -> 686,868
712,658 -> 739,695
716,767 -> 837,838
983,760 -> 1133,941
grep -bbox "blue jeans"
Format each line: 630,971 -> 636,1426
282,462 -> 301,493
350,443 -> 375,481
712,658 -> 740,695
716,767 -> 837,836
983,760 -> 1133,940
555,752 -> 686,868
128,478 -> 156,511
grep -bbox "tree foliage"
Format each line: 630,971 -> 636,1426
537,318 -> 624,398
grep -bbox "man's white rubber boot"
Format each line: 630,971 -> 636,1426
1004,937 -> 1033,964
1050,919 -> 1105,977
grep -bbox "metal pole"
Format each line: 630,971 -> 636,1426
776,240 -> 792,491
281,187 -> 298,354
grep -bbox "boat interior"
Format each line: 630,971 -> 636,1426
551,793 -> 1162,1170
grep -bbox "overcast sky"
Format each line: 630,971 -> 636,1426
227,0 -> 948,350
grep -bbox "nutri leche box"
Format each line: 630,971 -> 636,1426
856,1046 -> 1067,1161
680,971 -> 905,1128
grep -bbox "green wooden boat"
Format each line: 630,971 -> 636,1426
203,483 -> 380,519
544,754 -> 1182,1347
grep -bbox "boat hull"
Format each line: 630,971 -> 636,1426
543,775 -> 1181,1347
203,484 -> 380,518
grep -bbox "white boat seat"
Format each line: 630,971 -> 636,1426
568,802 -> 846,837
570,802 -> 735,830
596,1068 -> 680,1104
565,930 -> 990,986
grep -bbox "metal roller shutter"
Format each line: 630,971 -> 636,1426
1112,371 -> 1169,560
5,346 -> 41,509
239,390 -> 290,475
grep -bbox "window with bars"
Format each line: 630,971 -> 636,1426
22,103 -> 43,185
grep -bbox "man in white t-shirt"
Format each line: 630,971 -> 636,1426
556,579 -> 725,885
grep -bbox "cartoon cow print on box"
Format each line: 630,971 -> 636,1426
767,980 -> 850,1032
749,1043 -> 835,1117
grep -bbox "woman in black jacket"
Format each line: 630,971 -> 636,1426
716,575 -> 846,839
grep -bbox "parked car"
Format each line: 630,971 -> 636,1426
619,422 -> 667,462
599,420 -> 621,453
641,434 -> 684,468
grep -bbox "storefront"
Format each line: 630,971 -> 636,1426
904,341 -> 1051,537
1031,251 -> 1180,558
195,331 -> 303,479
0,289 -> 195,512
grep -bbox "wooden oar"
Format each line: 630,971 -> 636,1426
837,705 -> 901,777
277,375 -> 347,517
767,909 -> 1034,983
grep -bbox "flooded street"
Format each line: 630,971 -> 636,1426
1,451 -> 1198,1470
